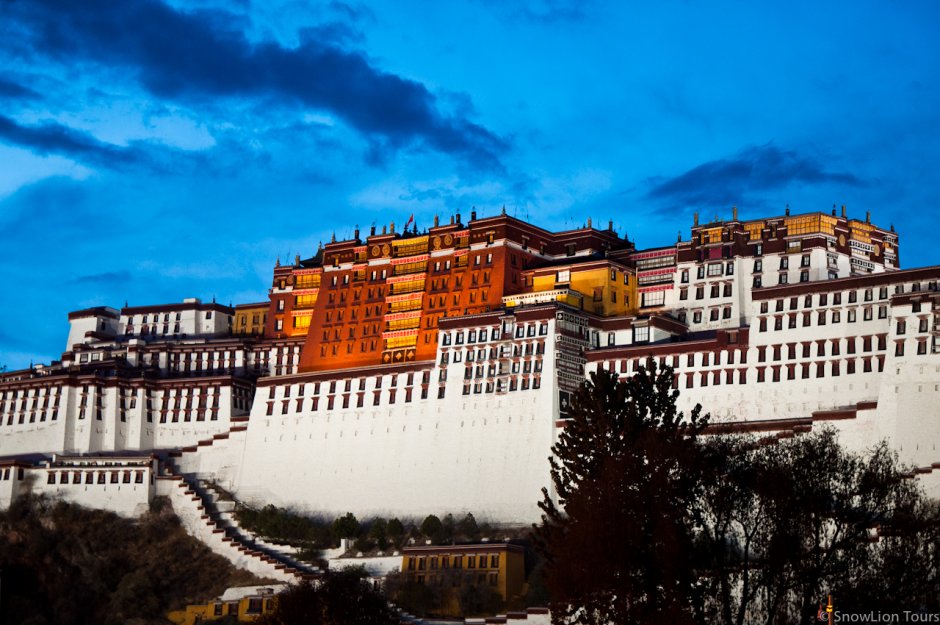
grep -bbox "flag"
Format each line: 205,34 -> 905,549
405,214 -> 415,229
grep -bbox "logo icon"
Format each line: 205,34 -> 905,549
817,595 -> 834,623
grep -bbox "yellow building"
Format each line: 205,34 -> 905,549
167,585 -> 283,624
510,260 -> 635,317
400,543 -> 526,606
233,302 -> 268,337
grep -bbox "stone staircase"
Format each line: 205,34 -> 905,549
156,463 -> 319,583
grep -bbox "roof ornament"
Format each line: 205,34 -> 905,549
785,204 -> 790,216
832,204 -> 837,216
331,232 -> 336,243
732,205 -> 738,220
501,205 -> 506,215
275,257 -> 280,267
841,204 -> 847,218
693,212 -> 699,227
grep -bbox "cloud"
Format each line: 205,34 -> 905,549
0,115 -> 146,167
473,0 -> 587,24
0,78 -> 41,101
5,0 -> 508,171
646,143 -> 863,211
72,271 -> 133,285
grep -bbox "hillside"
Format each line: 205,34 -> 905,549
0,495 -> 262,625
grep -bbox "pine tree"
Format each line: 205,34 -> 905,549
535,359 -> 709,624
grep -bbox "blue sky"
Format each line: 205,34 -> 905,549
2,0 -> 939,369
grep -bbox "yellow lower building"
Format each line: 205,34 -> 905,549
167,585 -> 284,624
401,542 -> 526,605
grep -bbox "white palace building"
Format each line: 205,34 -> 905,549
2,206 -> 939,547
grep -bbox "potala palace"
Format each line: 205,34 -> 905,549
2,206 -> 940,577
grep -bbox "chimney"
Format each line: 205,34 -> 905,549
433,215 -> 439,227
841,205 -> 847,218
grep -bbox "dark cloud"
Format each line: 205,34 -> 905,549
72,271 -> 132,285
5,0 -> 507,171
646,144 -> 863,211
0,114 -> 145,167
0,77 -> 41,101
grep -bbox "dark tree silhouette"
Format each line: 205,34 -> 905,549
535,360 -> 709,625
698,431 -> 940,624
257,568 -> 396,625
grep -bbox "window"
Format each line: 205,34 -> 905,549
556,269 -> 570,283
780,257 -> 789,270
897,321 -> 906,335
641,291 -> 665,307
778,273 -> 788,285
707,263 -> 723,277
753,260 -> 762,273
680,270 -> 689,283
633,327 -> 649,343
753,276 -> 762,288
697,266 -> 705,279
